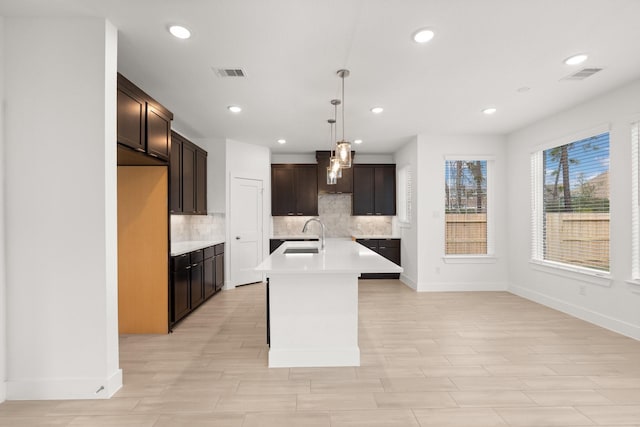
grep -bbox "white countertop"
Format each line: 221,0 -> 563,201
351,235 -> 401,239
171,239 -> 225,256
255,238 -> 403,275
271,234 -> 319,240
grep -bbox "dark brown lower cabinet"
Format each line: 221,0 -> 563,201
356,238 -> 401,279
171,253 -> 191,324
170,243 -> 225,330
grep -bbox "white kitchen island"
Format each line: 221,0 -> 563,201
255,238 -> 403,368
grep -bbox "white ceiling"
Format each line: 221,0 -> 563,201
3,0 -> 640,154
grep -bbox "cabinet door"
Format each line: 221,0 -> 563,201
377,239 -> 401,265
203,256 -> 216,299
295,165 -> 318,216
271,165 -> 296,216
356,239 -> 378,251
182,142 -> 197,214
270,239 -> 285,254
190,261 -> 204,308
116,84 -> 146,152
352,165 -> 375,215
172,268 -> 190,323
336,165 -> 353,193
195,149 -> 207,214
214,253 -> 224,292
374,165 -> 396,215
146,104 -> 172,160
169,133 -> 183,213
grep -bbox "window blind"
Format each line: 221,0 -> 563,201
536,132 -> 610,271
632,122 -> 639,279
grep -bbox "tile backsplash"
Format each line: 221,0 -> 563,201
272,194 -> 393,237
171,213 -> 225,242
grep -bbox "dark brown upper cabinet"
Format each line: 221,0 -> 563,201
315,151 -> 354,194
271,164 -> 318,216
352,164 -> 396,216
117,73 -> 173,161
170,131 -> 207,215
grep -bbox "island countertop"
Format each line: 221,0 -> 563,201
255,238 -> 403,275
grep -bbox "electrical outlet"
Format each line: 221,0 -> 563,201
579,284 -> 587,296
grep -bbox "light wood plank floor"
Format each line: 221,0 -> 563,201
1,280 -> 640,426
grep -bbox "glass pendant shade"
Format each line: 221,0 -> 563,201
336,141 -> 352,168
330,156 -> 342,178
326,167 -> 337,185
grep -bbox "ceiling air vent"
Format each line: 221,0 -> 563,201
213,68 -> 246,78
560,67 -> 603,81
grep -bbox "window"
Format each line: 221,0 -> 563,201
632,122 -> 639,280
444,159 -> 492,255
531,131 -> 610,272
397,165 -> 412,225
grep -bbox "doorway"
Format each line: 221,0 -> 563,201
230,177 -> 264,286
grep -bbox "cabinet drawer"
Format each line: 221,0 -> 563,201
190,249 -> 204,264
214,243 -> 224,256
377,239 -> 400,249
171,253 -> 190,271
204,246 -> 216,259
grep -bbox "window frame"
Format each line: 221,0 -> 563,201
442,155 -> 496,262
529,124 -> 612,283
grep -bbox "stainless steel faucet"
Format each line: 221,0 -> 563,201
302,217 -> 326,250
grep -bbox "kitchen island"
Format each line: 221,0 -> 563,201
255,238 -> 403,368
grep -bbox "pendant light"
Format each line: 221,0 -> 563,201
326,119 -> 337,185
329,99 -> 342,178
335,69 -> 352,168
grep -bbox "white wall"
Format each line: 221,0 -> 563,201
507,79 -> 640,339
4,17 -> 121,399
0,16 -> 6,403
225,139 -> 272,288
393,138 -> 419,289
415,134 -> 509,292
193,137 -> 226,214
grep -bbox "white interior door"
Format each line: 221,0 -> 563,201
230,177 -> 264,286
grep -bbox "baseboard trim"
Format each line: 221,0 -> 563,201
399,274 -> 417,290
418,281 -> 509,292
7,368 -> 123,400
0,381 -> 6,403
510,284 -> 640,341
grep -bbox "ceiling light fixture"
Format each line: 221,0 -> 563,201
335,69 -> 352,168
277,139 -> 286,144
564,53 -> 588,65
227,105 -> 242,113
482,107 -> 497,115
329,100 -> 342,180
370,106 -> 384,114
354,139 -> 363,144
326,119 -> 337,185
412,28 -> 435,44
169,25 -> 191,39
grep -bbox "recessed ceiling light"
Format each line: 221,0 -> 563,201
354,139 -> 363,144
412,28 -> 435,44
277,139 -> 286,144
227,105 -> 242,113
370,107 -> 384,114
564,54 -> 588,65
482,107 -> 497,115
169,25 -> 191,39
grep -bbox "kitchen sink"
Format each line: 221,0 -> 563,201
284,247 -> 319,254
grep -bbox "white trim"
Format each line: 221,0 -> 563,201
418,281 -> 508,292
530,123 -> 611,153
529,260 -> 612,287
442,255 -> 497,264
0,382 -> 6,403
631,121 -> 640,280
626,279 -> 640,294
7,369 -> 122,400
399,274 -> 417,290
510,284 -> 640,341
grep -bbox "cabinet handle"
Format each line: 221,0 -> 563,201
148,152 -> 158,158
287,213 -> 294,216
135,147 -> 145,153
235,236 -> 241,240
192,263 -> 198,267
367,213 -> 373,215
379,246 -> 387,249
186,266 -> 191,270
375,213 -> 382,215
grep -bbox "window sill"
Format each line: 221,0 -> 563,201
443,255 -> 497,264
529,260 -> 612,287
626,279 -> 640,294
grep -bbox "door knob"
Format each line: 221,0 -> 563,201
235,236 -> 241,240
